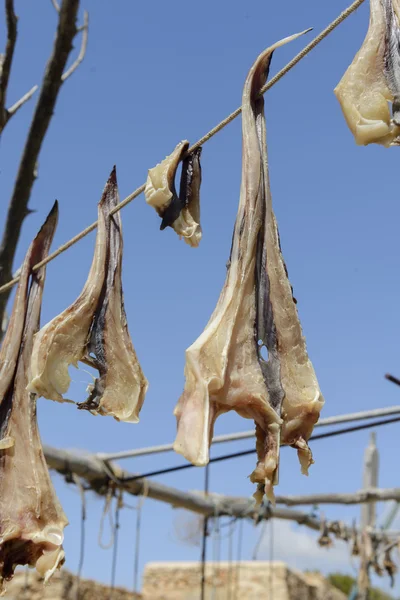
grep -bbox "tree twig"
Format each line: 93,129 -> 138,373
51,0 -> 60,11
62,10 -> 88,81
6,84 -> 39,118
0,0 -> 88,340
0,0 -> 17,132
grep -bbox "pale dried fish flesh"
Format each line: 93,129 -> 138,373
145,141 -> 189,215
0,203 -> 68,592
145,142 -> 203,246
161,147 -> 203,247
334,0 -> 400,146
29,168 -> 148,422
173,30 -> 322,503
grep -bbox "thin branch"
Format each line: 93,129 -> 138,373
0,0 -> 17,133
274,488 -> 400,507
0,0 -> 86,340
6,84 -> 38,118
62,10 -> 88,81
51,0 -> 60,11
385,373 -> 400,387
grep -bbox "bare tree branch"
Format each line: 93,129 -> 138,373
6,84 -> 38,118
43,445 -> 400,543
274,487 -> 400,506
43,444 -> 346,536
0,0 -> 88,340
0,0 -> 17,132
51,0 -> 60,11
62,10 -> 88,81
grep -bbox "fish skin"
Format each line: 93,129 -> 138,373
29,169 -> 148,422
0,203 -> 68,592
173,31 -> 317,504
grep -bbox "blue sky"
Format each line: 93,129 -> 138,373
2,0 -> 400,594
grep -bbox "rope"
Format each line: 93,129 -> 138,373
73,474 -> 87,600
200,464 -> 210,600
133,481 -> 148,596
109,490 -> 123,599
269,519 -> 274,599
233,519 -> 244,600
211,509 -> 221,600
0,0 -> 366,298
98,485 -> 115,550
23,566 -> 29,598
252,520 -> 268,560
227,519 -> 237,600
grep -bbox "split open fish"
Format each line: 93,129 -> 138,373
335,0 -> 400,146
29,168 -> 148,422
173,31 -> 323,503
145,142 -> 203,247
0,203 -> 68,592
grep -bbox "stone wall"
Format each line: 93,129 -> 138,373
2,569 -> 139,600
1,562 -> 345,600
141,561 -> 346,600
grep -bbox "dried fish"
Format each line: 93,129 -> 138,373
146,143 -> 203,247
145,140 -> 189,216
351,521 -> 360,556
29,168 -> 148,422
317,515 -> 333,548
161,147 -> 203,247
173,30 -> 322,503
335,0 -> 400,146
383,546 -> 397,587
0,203 -> 68,592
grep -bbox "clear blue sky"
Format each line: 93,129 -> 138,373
2,0 -> 400,594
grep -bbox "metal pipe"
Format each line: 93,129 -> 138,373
97,405 -> 400,462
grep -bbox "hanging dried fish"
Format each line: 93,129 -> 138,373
145,142 -> 203,247
173,29 -> 322,504
0,203 -> 68,592
29,168 -> 148,422
383,546 -> 397,587
351,521 -> 360,556
317,515 -> 333,548
334,0 -> 400,146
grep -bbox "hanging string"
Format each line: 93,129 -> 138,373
109,490 -> 123,599
200,464 -> 210,600
98,485 -> 115,550
252,520 -> 268,561
0,0 -> 366,299
211,508 -> 221,600
233,519 -> 244,600
73,474 -> 87,600
133,480 -> 149,596
22,566 -> 29,599
268,519 -> 274,599
227,518 -> 237,600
